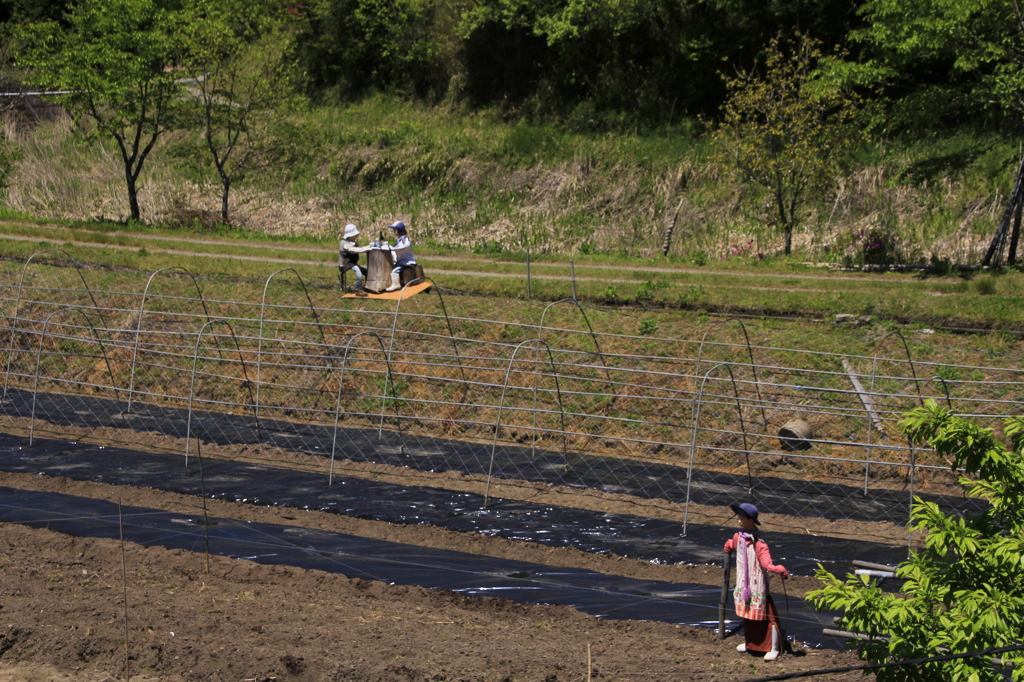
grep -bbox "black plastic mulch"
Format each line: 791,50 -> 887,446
0,431 -> 909,575
0,486 -> 849,650
5,388 -> 986,526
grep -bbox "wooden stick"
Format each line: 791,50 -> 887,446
718,550 -> 732,639
526,248 -> 531,300
841,358 -> 884,431
822,628 -> 889,642
197,439 -> 211,574
570,257 -> 577,300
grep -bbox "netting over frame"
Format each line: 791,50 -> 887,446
0,252 -> 1017,542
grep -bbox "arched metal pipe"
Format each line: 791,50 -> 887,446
537,298 -> 616,407
328,330 -> 400,484
695,318 -> 768,430
532,298 -> 616,458
185,319 -> 263,468
29,306 -> 120,444
4,249 -> 103,399
924,375 -> 955,410
255,268 -> 328,422
484,338 -> 567,507
864,330 -> 921,493
378,277 -> 471,437
683,362 -> 749,535
126,267 -> 214,413
382,276 -> 471,403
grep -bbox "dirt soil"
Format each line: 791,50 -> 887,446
0,466 -> 872,682
0,413 -> 879,682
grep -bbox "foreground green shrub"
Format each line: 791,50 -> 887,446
809,400 -> 1024,681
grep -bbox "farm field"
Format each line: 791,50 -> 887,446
6,0 -> 1024,674
0,472 -> 867,682
2,223 -> 1021,681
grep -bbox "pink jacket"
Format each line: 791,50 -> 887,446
724,534 -> 789,578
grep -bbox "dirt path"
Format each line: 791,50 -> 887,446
0,230 -> 907,305
0,224 -> 893,283
90,230 -> 884,280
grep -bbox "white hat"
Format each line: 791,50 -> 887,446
343,223 -> 360,239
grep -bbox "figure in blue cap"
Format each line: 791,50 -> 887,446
723,502 -> 789,661
381,220 -> 417,292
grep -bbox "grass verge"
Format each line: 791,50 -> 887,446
2,218 -> 1024,332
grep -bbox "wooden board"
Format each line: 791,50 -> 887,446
342,281 -> 432,300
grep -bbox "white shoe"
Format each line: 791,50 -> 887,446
384,272 -> 402,292
736,643 -> 746,653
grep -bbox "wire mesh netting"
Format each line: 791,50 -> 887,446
1,251 -> 1018,545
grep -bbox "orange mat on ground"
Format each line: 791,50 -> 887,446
342,281 -> 432,300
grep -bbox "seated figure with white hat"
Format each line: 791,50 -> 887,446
338,223 -> 373,291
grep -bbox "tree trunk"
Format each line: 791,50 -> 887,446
126,170 -> 141,222
1009,186 -> 1023,264
983,149 -> 1024,267
775,191 -> 792,255
114,128 -> 160,225
221,176 -> 231,224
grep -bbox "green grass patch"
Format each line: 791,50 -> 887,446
4,217 -> 1023,332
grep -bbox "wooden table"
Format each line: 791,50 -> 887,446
363,248 -> 394,293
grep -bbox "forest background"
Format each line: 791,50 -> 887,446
0,0 -> 1022,268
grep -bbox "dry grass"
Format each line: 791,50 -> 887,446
1,109 -> 1015,264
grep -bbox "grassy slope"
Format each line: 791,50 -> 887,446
5,98 -> 1021,268
3,217 -> 1021,333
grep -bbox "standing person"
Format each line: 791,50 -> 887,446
383,220 -> 417,292
723,502 -> 789,661
339,223 -> 372,292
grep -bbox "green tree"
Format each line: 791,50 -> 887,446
177,0 -> 303,223
842,0 -> 1024,128
836,0 -> 1024,266
809,400 -> 1024,681
0,0 -> 70,25
455,0 -> 864,125
296,0 -> 453,100
457,0 -> 696,120
16,0 -> 183,222
713,33 -> 864,255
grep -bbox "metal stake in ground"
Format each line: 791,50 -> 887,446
780,571 -> 793,655
719,549 -> 732,639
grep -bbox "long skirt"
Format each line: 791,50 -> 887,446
742,595 -> 780,653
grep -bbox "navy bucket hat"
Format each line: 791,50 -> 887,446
730,502 -> 761,525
